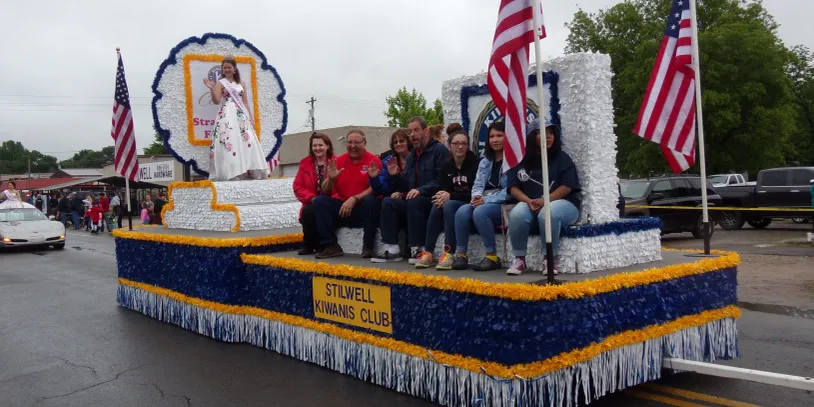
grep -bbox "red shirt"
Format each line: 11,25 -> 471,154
89,206 -> 104,223
99,197 -> 110,212
332,151 -> 381,202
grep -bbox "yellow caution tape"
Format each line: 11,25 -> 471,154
626,205 -> 814,212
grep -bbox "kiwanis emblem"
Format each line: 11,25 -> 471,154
472,99 -> 539,158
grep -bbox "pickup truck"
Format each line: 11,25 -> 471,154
707,173 -> 754,188
715,167 -> 814,230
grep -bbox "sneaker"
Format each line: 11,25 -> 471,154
541,257 -> 559,275
451,255 -> 469,270
315,244 -> 344,259
808,232 -> 814,243
506,258 -> 527,275
361,246 -> 374,259
472,256 -> 501,272
371,251 -> 404,263
408,249 -> 426,265
415,251 -> 434,269
435,253 -> 454,270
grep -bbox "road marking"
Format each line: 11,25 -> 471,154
624,389 -> 707,407
642,384 -> 762,407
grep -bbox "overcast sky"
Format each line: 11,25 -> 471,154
1,0 -> 811,161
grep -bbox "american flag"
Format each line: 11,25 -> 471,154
487,0 -> 546,172
269,150 -> 280,173
634,0 -> 696,173
111,51 -> 140,181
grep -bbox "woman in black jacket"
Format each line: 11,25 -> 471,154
415,129 -> 478,270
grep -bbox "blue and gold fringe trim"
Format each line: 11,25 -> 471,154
117,282 -> 738,407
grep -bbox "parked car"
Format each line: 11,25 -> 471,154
621,176 -> 722,238
707,173 -> 754,188
0,204 -> 66,250
715,167 -> 814,230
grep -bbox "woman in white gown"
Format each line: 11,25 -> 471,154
203,56 -> 269,181
1,181 -> 24,209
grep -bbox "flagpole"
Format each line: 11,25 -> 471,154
688,0 -> 710,254
530,0 -> 555,283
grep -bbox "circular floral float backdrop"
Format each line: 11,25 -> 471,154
152,33 -> 287,176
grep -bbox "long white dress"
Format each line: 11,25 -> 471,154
208,81 -> 269,181
0,189 -> 23,209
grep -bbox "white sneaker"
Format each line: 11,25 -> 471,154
408,249 -> 426,265
541,257 -> 559,275
506,258 -> 527,275
807,232 -> 814,243
371,251 -> 404,263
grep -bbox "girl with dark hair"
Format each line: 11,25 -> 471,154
451,121 -> 511,271
203,56 -> 269,181
415,130 -> 478,270
1,181 -> 23,209
505,118 -> 581,275
293,132 -> 335,254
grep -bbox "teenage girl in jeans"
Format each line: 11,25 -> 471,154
452,121 -> 511,271
506,118 -> 581,275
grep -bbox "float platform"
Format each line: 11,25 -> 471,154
113,227 -> 740,407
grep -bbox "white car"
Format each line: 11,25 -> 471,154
0,203 -> 66,250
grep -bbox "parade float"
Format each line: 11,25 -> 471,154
113,33 -> 739,407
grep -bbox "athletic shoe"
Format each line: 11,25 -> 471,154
408,249 -> 426,265
472,257 -> 501,272
541,257 -> 559,275
370,251 -> 404,263
451,255 -> 469,270
361,246 -> 374,259
415,251 -> 434,269
435,253 -> 454,270
506,258 -> 527,275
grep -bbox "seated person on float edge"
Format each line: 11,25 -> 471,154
452,121 -> 511,271
506,118 -> 581,276
312,129 -> 382,259
372,116 -> 450,263
415,129 -> 478,270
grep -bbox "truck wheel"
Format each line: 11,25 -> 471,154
692,216 -> 715,239
718,211 -> 744,230
746,218 -> 772,229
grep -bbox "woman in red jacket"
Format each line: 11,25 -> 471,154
293,132 -> 334,254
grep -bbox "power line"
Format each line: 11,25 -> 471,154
306,96 -> 317,132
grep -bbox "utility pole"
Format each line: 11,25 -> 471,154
27,155 -> 31,191
306,97 -> 317,132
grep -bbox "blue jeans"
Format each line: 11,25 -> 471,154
509,200 -> 579,257
313,195 -> 381,248
71,211 -> 80,229
423,200 -> 466,252
380,196 -> 432,248
60,212 -> 70,227
456,203 -> 503,254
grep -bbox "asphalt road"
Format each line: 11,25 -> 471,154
0,231 -> 812,407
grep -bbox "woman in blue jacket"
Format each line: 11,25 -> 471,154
451,122 -> 511,271
369,129 -> 410,196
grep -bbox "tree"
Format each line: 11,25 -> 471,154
565,0 -> 798,177
384,87 -> 444,128
60,148 -> 115,169
786,45 -> 814,165
144,126 -> 170,155
0,141 -> 59,174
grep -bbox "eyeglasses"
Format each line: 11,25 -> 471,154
393,139 -> 408,145
346,141 -> 364,146
450,142 -> 468,147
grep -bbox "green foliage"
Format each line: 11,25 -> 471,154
565,0 -> 809,177
59,147 -> 115,169
0,140 -> 59,173
786,45 -> 814,165
144,128 -> 170,156
384,87 -> 444,128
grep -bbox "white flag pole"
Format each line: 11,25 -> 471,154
530,0 -> 555,282
688,0 -> 711,254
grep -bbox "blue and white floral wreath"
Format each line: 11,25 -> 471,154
152,33 -> 288,176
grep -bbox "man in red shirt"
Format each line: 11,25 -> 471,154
313,129 -> 382,259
